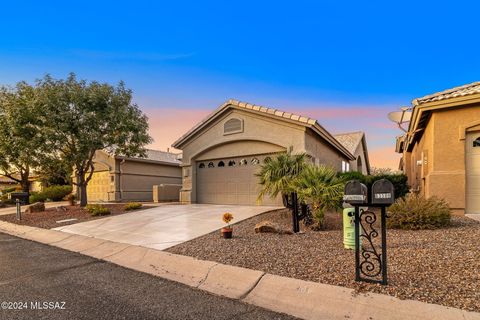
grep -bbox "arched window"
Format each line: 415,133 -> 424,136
357,157 -> 363,172
240,159 -> 248,166
208,162 -> 215,168
198,163 -> 205,169
218,161 -> 225,167
228,160 -> 236,167
251,158 -> 259,165
224,118 -> 243,134
474,137 -> 480,147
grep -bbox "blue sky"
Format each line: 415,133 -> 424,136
1,1 -> 478,168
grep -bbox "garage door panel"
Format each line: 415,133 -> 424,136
196,154 -> 282,206
466,132 -> 480,214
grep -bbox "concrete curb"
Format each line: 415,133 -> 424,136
1,221 -> 479,320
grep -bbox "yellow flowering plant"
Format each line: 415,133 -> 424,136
222,212 -> 234,229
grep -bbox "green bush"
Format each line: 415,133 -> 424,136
387,194 -> 451,230
42,185 -> 73,201
29,192 -> 47,203
28,185 -> 72,203
124,202 -> 142,211
85,204 -> 111,216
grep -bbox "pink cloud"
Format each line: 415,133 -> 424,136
144,104 -> 402,169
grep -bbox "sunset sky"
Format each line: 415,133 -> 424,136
1,1 -> 479,169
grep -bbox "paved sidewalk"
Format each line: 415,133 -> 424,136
1,220 -> 479,320
54,204 -> 280,250
0,232 -> 294,320
0,201 -> 69,216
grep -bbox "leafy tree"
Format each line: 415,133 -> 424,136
293,165 -> 345,230
0,82 -> 45,197
36,74 -> 152,206
256,152 -> 307,202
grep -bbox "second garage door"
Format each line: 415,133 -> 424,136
466,132 -> 480,214
196,154 -> 282,206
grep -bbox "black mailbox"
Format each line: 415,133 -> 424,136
371,179 -> 395,205
343,180 -> 368,205
8,192 -> 29,205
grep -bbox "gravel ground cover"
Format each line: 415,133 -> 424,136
0,204 -> 153,229
167,208 -> 480,312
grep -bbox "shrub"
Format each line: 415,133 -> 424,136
124,202 -> 142,211
42,185 -> 73,201
387,194 -> 451,230
293,165 -> 345,230
29,192 -> 47,203
85,204 -> 111,216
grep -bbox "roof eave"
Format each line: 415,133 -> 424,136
405,92 -> 480,150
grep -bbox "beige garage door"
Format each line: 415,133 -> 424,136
466,132 -> 480,214
196,154 -> 282,206
87,171 -> 111,202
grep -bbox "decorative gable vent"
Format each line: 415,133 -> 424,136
224,118 -> 243,135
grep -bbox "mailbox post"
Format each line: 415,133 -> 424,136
343,179 -> 394,285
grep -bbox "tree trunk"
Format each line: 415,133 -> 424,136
21,175 -> 30,204
79,183 -> 88,207
77,172 -> 88,207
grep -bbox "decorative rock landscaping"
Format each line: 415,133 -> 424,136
167,208 -> 480,312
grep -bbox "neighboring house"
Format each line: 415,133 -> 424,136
333,131 -> 371,175
395,81 -> 480,215
0,174 -> 41,192
0,176 -> 16,191
85,149 -> 182,202
172,99 -> 356,206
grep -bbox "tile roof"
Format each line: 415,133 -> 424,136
413,81 -> 480,105
333,131 -> 364,154
129,149 -> 181,165
172,99 -> 354,160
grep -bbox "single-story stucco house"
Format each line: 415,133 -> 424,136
396,81 -> 480,215
85,149 -> 182,202
172,99 -> 370,206
333,131 -> 371,175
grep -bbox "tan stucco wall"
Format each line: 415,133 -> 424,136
402,104 -> 480,214
350,140 -> 368,174
305,129 -> 349,171
86,151 -> 182,202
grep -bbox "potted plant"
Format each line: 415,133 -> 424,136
221,212 -> 234,239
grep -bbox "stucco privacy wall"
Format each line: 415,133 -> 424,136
85,150 -> 182,202
117,160 -> 182,201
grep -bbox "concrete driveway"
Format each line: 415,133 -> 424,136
54,204 -> 281,250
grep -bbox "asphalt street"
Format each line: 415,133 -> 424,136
0,232 -> 296,320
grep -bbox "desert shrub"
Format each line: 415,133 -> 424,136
124,202 -> 142,211
42,185 -> 73,201
387,194 -> 451,230
293,165 -> 345,230
85,204 -> 111,216
29,192 -> 47,203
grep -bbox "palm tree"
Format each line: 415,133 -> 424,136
292,164 -> 345,230
256,152 -> 307,202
